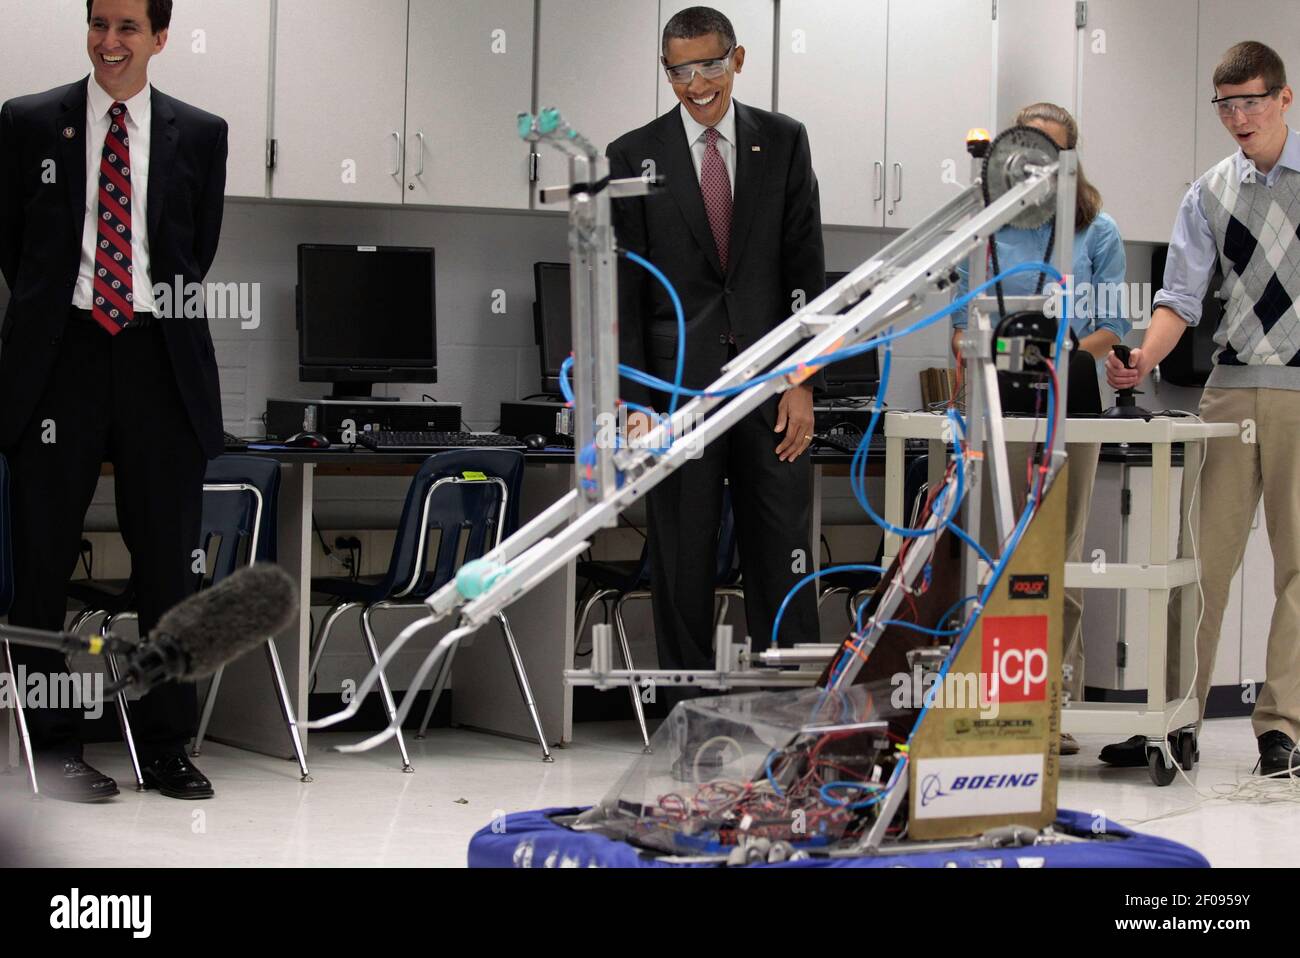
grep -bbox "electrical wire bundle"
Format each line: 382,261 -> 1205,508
571,251 -> 1066,856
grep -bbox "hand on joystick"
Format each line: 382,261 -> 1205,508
1103,344 -> 1154,420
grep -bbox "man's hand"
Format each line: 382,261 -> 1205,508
1104,347 -> 1148,391
774,384 -> 816,462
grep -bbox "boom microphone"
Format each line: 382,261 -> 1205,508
105,564 -> 298,695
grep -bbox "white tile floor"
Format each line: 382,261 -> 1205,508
0,716 -> 1295,867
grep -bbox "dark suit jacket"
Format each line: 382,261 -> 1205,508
607,100 -> 825,411
0,78 -> 227,458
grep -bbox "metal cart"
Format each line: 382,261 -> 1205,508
882,411 -> 1239,785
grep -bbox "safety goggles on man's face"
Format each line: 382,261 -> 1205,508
663,47 -> 735,85
1211,87 -> 1281,117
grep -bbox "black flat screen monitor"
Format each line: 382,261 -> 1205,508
297,244 -> 436,399
534,262 -> 572,394
821,271 -> 880,398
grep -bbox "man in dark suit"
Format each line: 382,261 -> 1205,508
608,6 -> 824,697
0,0 -> 226,801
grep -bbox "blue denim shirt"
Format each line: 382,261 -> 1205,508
951,211 -> 1129,339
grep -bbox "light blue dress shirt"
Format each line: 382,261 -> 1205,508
951,211 -> 1129,339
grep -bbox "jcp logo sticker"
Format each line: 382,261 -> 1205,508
981,615 -> 1048,703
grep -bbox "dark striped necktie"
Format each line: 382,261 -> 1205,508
92,100 -> 134,334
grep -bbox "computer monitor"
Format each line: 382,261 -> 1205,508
821,271 -> 880,398
534,262 -> 572,395
296,244 -> 437,399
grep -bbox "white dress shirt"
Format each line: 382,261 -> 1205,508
73,78 -> 156,314
679,99 -> 736,194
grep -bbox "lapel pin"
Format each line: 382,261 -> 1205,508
63,127 -> 76,139
751,145 -> 761,152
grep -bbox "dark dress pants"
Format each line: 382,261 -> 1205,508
5,310 -> 206,761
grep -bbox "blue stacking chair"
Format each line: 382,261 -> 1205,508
58,455 -> 310,788
573,486 -> 742,749
187,456 -> 310,780
309,449 -> 550,769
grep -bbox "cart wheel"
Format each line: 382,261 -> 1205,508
1177,731 -> 1197,772
1147,747 -> 1177,786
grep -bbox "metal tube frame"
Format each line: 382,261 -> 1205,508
335,123 -> 1077,747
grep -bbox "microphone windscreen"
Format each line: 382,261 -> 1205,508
150,564 -> 299,680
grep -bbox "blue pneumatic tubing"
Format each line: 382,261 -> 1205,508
621,249 -> 688,416
768,563 -> 887,649
617,262 -> 1064,402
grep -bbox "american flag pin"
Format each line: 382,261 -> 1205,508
63,127 -> 76,139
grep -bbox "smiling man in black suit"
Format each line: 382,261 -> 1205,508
0,0 -> 226,801
608,6 -> 825,697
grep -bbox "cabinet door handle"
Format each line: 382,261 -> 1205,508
390,131 -> 402,177
893,162 -> 903,204
873,160 -> 884,202
415,131 -> 426,177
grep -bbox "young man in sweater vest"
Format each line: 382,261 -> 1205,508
1104,41 -> 1300,777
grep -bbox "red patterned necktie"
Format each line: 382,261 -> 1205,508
92,100 -> 134,335
700,127 -> 732,272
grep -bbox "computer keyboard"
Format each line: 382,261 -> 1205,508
358,430 -> 526,451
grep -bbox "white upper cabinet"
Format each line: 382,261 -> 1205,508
533,0 -> 660,210
998,0 -> 1199,244
149,0 -> 272,199
995,0 -> 1077,131
884,0 -> 994,228
1076,0 -> 1198,244
272,0 -> 410,204
776,0 -> 888,228
404,0 -> 535,209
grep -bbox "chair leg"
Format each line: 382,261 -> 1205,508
574,588 -> 616,662
360,605 -> 414,773
104,656 -> 145,790
102,613 -> 144,789
848,590 -> 870,627
309,601 -> 356,683
263,639 -> 312,782
3,641 -> 39,796
495,612 -> 553,762
817,586 -> 848,609
67,607 -> 104,636
191,666 -> 224,757
416,639 -> 458,740
612,595 -> 652,753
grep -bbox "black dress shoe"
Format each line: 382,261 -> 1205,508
1258,731 -> 1300,777
141,753 -> 214,800
36,756 -> 119,803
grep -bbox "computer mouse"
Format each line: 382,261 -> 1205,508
523,433 -> 549,451
285,431 -> 331,449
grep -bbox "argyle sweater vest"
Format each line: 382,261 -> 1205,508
1201,154 -> 1300,389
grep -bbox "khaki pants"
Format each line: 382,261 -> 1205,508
1167,387 -> 1300,742
976,441 -> 1100,704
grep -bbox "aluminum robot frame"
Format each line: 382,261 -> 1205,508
305,111 -> 1079,758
